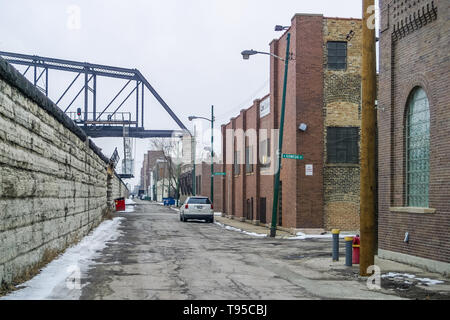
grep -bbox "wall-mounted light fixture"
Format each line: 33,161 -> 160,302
298,123 -> 307,132
346,30 -> 355,41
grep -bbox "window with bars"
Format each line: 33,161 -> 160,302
327,41 -> 347,70
327,127 -> 359,164
406,87 -> 430,208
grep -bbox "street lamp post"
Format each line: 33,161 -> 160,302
210,105 -> 214,204
188,105 -> 215,203
241,25 -> 291,238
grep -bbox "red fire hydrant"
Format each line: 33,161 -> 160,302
352,234 -> 360,264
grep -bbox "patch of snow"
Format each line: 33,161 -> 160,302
287,232 -> 357,240
242,231 -> 268,237
1,217 -> 125,300
415,278 -> 444,285
123,205 -> 135,213
125,198 -> 136,205
214,212 -> 222,216
214,222 -> 267,237
381,272 -> 445,286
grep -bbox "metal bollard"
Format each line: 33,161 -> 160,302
332,229 -> 340,261
345,236 -> 354,266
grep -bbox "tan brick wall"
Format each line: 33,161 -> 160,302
325,102 -> 360,127
322,18 -> 362,231
324,201 -> 360,231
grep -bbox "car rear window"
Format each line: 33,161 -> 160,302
188,198 -> 211,204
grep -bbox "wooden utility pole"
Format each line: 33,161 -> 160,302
360,0 -> 377,276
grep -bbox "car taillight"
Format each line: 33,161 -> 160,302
211,204 -> 213,210
185,204 -> 188,209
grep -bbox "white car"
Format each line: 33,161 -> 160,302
180,196 -> 214,223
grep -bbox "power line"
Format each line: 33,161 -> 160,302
214,78 -> 269,124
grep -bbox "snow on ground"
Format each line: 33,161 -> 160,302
125,198 -> 136,205
381,272 -> 445,286
1,217 -> 125,300
214,222 -> 268,238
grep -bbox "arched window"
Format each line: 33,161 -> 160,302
406,87 -> 430,207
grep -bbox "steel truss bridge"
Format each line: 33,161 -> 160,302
0,51 -> 188,138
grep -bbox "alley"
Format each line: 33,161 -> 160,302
77,201 -> 402,300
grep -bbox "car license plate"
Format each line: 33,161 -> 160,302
196,205 -> 202,209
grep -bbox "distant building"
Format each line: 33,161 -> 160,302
220,14 -> 363,232
179,162 -> 224,211
377,0 -> 449,274
139,150 -> 165,194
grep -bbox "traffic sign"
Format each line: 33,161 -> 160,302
214,172 -> 226,176
282,153 -> 304,160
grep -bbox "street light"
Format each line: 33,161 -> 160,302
242,25 -> 291,238
188,105 -> 215,205
241,49 -> 285,61
274,25 -> 290,31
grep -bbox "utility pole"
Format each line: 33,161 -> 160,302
360,0 -> 377,276
192,125 -> 196,196
270,32 -> 291,238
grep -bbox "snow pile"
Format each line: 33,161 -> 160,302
214,222 -> 268,238
125,198 -> 136,205
1,217 -> 125,300
381,272 -> 445,286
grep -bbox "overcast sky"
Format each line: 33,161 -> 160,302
0,0 -> 373,189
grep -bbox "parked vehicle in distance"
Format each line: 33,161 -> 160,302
180,196 -> 214,223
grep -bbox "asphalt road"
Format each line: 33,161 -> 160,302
78,201 -> 402,300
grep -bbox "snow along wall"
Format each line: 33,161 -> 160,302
0,57 -> 128,288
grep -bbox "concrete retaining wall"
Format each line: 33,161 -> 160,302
0,57 -> 128,287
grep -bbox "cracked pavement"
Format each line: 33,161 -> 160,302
79,201 -> 405,300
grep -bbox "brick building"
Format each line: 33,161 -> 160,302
139,150 -> 165,192
220,14 -> 363,232
179,161 -> 224,212
377,0 -> 449,274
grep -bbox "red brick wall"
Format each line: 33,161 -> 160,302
270,14 -> 325,229
378,0 -> 450,263
244,103 -> 258,221
259,94 -> 274,225
294,14 -> 325,228
193,162 -> 224,212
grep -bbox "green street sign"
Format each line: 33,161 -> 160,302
214,172 -> 226,176
282,153 -> 304,160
